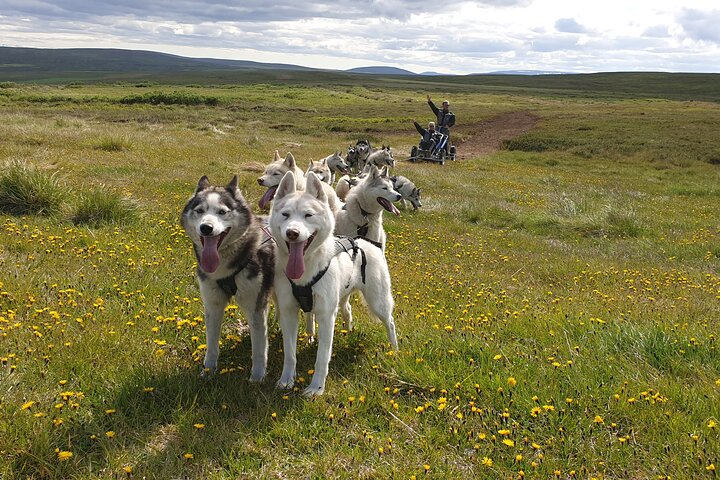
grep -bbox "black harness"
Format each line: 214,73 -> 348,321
342,203 -> 372,237
289,236 -> 374,312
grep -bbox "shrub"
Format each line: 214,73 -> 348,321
118,91 -> 219,106
71,189 -> 139,227
0,159 -> 65,216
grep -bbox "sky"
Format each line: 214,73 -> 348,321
1,0 -> 719,74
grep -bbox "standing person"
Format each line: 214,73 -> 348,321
427,95 -> 455,152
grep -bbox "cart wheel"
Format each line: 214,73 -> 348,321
410,146 -> 417,162
449,146 -> 456,160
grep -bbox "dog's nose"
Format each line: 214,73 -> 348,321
200,223 -> 214,236
286,229 -> 299,241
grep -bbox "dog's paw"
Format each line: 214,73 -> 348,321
305,335 -> 315,345
301,384 -> 325,397
199,366 -> 216,378
276,376 -> 295,390
249,369 -> 266,383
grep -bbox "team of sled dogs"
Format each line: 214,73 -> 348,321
181,141 -> 421,396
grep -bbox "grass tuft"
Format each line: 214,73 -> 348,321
93,136 -> 133,152
71,189 -> 139,227
0,159 -> 65,216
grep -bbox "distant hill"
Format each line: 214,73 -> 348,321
0,46 -> 315,78
345,66 -> 417,75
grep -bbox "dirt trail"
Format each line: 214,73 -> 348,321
453,111 -> 539,160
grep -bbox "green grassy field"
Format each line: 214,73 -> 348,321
1,77 -> 719,479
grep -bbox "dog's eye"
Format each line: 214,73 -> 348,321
304,213 -> 313,218
195,208 -> 205,214
218,209 -> 228,215
281,212 -> 289,218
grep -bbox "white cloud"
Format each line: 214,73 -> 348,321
0,0 -> 718,73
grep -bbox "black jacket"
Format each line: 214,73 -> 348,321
428,100 -> 456,132
413,121 -> 442,149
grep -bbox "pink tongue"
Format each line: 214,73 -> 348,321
379,198 -> 401,216
259,186 -> 278,209
200,236 -> 221,273
286,241 -> 306,280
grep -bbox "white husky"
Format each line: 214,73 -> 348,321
334,165 -> 401,250
270,172 -> 398,396
258,151 -> 342,214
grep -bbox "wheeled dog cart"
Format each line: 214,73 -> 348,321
409,133 -> 456,165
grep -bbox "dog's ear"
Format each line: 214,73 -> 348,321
416,188 -> 421,195
225,175 -> 239,193
305,172 -> 327,204
367,164 -> 380,179
274,150 -> 282,162
284,152 -> 296,169
306,160 -> 313,173
196,176 -> 210,193
275,171 -> 297,201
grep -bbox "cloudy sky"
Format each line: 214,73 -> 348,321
1,0 -> 719,74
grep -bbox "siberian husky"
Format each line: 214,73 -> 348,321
366,146 -> 395,169
320,152 -> 350,184
334,165 -> 401,250
270,172 -> 398,396
334,163 -> 372,201
390,175 -> 422,210
258,151 -> 341,213
347,139 -> 372,172
306,158 -> 332,184
181,176 -> 275,382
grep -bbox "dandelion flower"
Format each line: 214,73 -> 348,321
21,401 -> 35,410
481,457 -> 493,467
105,431 -> 115,438
183,453 -> 194,460
502,439 -> 515,447
507,377 -> 517,387
193,423 -> 205,429
57,451 -> 73,461
594,415 -> 604,424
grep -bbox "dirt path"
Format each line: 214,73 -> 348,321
452,111 -> 539,160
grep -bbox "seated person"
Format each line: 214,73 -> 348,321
413,120 -> 442,151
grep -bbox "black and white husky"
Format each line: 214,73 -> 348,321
270,172 -> 398,396
181,176 -> 275,382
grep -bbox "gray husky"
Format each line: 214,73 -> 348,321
390,175 -> 422,210
335,164 -> 401,250
320,152 -> 350,184
181,176 -> 275,382
270,171 -> 398,396
365,146 -> 395,169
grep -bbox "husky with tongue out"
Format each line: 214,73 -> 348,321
181,175 -> 275,382
257,151 -> 342,214
334,164 -> 402,251
270,171 -> 398,397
